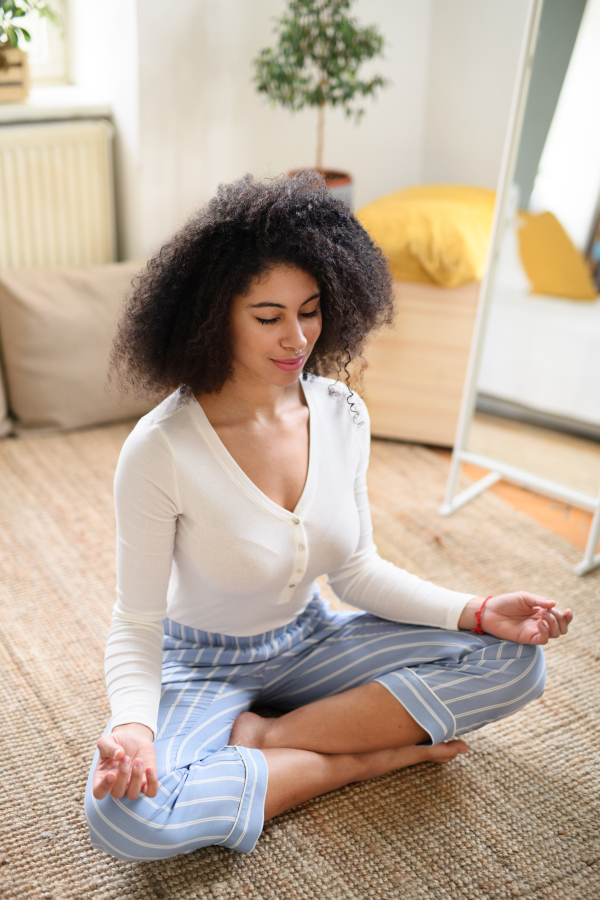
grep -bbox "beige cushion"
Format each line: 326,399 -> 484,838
0,261 -> 154,434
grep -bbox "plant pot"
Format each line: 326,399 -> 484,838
0,46 -> 30,103
288,168 -> 354,209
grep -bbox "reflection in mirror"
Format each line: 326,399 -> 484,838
442,0 -> 600,575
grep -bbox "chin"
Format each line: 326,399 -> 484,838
268,367 -> 304,385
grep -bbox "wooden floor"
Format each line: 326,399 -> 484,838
433,412 -> 600,553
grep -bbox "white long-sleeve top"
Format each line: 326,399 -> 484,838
106,376 -> 475,735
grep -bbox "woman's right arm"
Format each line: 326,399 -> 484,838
93,424 -> 181,800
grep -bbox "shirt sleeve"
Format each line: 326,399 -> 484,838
104,422 -> 181,737
326,401 -> 475,630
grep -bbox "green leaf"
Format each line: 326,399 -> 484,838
5,24 -> 18,45
253,0 -> 387,115
0,1 -> 63,35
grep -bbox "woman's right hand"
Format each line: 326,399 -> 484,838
92,722 -> 158,800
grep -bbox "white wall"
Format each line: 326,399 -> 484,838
423,0 -> 530,189
71,0 -> 531,259
69,0 -> 141,260
135,0 -> 433,256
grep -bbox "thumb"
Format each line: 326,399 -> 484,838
97,734 -> 123,760
520,592 -> 555,610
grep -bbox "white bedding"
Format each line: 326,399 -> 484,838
478,286 -> 600,427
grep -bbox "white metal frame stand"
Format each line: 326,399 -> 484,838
439,0 -> 600,577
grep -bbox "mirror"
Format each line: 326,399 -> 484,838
441,0 -> 600,575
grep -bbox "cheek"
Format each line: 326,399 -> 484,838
307,316 -> 322,344
230,321 -> 273,362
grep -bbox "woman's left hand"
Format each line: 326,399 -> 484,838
458,592 -> 573,645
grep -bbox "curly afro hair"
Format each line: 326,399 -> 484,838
111,170 -> 393,399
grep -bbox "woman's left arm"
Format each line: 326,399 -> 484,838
327,397 -> 573,644
327,403 -> 476,630
458,593 -> 573,644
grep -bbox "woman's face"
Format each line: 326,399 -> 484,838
228,264 -> 322,387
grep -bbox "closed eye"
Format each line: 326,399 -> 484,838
256,308 -> 320,325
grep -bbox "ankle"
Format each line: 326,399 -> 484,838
260,717 -> 280,750
349,751 -> 381,783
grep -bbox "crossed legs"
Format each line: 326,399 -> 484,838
229,681 -> 468,820
87,627 -> 543,858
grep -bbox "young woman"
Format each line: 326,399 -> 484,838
85,173 -> 572,861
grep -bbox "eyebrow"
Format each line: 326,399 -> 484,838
249,292 -> 320,309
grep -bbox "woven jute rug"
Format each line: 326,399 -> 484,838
0,423 -> 598,900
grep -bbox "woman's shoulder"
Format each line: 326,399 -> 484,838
303,374 -> 370,438
120,389 -> 195,463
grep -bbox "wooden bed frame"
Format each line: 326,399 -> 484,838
360,280 -> 480,447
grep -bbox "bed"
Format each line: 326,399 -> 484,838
478,283 -> 600,440
358,184 -> 600,445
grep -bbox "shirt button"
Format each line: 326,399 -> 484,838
289,584 -> 296,588
298,544 -> 305,551
293,518 -> 300,525
297,569 -> 303,573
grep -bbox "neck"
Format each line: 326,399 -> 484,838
196,366 -> 304,426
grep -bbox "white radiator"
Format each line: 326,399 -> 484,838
0,119 -> 116,268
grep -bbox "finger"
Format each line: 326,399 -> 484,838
110,755 -> 132,799
523,620 -> 545,645
93,771 -> 116,800
144,767 -> 159,799
125,758 -> 145,800
97,734 -> 121,760
548,608 -> 569,635
521,592 -> 555,610
542,610 -> 560,639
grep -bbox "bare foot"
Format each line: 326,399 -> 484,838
229,710 -> 271,749
230,710 -> 469,776
357,740 -> 468,781
423,740 -> 469,764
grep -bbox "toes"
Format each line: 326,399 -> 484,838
427,740 -> 469,763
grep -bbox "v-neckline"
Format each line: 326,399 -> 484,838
189,378 -> 318,521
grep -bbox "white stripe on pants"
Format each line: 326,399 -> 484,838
85,595 -> 546,860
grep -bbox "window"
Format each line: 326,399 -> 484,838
23,0 -> 70,85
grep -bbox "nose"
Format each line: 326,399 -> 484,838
281,317 -> 308,354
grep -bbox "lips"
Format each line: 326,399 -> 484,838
271,356 -> 306,371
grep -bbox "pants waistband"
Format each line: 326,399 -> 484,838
163,591 -> 327,651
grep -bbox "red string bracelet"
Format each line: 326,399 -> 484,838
471,596 -> 493,635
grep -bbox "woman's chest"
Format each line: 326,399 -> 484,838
212,411 -> 310,513
175,476 -> 360,594
172,433 -> 361,592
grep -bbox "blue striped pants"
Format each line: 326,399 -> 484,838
85,596 -> 546,861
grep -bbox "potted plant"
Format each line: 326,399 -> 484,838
253,0 -> 387,207
0,0 -> 60,103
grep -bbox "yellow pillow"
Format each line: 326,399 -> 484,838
518,211 -> 598,300
357,185 -> 496,288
